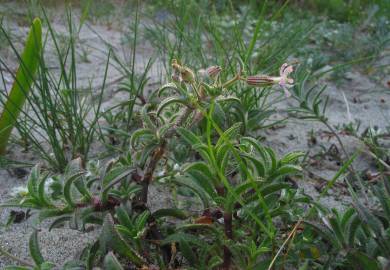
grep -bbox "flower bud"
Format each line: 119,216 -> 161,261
181,67 -> 195,83
206,65 -> 222,78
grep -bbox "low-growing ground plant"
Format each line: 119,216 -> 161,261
1,59 -> 314,269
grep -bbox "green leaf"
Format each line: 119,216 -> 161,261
0,18 -> 42,154
353,200 -> 383,237
182,162 -> 215,183
180,238 -> 197,266
156,96 -> 188,116
152,208 -> 189,220
346,251 -> 381,270
101,167 -> 134,202
130,128 -> 155,149
63,172 -> 85,208
27,166 -> 40,199
304,221 -> 341,249
328,216 -> 345,248
140,104 -> 157,130
158,82 -> 186,97
100,214 -> 145,267
215,95 -> 241,104
62,260 -> 85,270
268,165 -> 301,180
348,213 -> 361,247
240,137 -> 271,171
172,177 -> 210,208
260,183 -> 291,197
177,127 -> 202,146
40,262 -> 56,270
215,122 -> 242,149
103,252 -> 124,270
241,153 -> 266,177
280,152 -> 305,165
38,209 -> 72,223
37,174 -> 53,207
162,232 -> 207,247
49,216 -> 72,231
29,230 -> 44,265
115,206 -> 133,230
86,241 -> 100,270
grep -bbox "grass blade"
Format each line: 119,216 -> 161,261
0,18 -> 42,154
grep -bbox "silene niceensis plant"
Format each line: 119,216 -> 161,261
1,58 -> 313,270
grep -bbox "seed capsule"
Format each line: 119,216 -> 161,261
246,75 -> 274,86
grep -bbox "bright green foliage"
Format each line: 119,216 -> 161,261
0,18 -> 42,154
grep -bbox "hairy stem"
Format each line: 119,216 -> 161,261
136,106 -> 193,207
223,211 -> 233,269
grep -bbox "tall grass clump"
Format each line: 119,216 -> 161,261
0,11 -> 108,172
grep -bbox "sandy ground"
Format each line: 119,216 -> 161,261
0,2 -> 389,268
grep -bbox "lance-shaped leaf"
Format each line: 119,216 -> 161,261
63,172 -> 86,208
100,214 -> 145,267
29,230 -> 44,265
0,18 -> 42,154
103,252 -> 124,270
156,96 -> 189,116
130,128 -> 156,149
177,127 -> 202,146
158,82 -> 186,97
152,208 -> 190,220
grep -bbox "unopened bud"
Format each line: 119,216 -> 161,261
171,73 -> 181,82
181,67 -> 195,83
206,65 -> 222,78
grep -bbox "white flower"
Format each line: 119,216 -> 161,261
156,170 -> 165,177
44,177 -> 55,193
173,163 -> 180,171
10,186 -> 29,197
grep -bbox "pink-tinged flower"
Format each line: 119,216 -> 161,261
278,63 -> 294,97
171,72 -> 182,82
206,65 -> 222,78
245,63 -> 294,97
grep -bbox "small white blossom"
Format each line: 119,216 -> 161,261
10,186 -> 29,197
44,177 -> 55,193
156,170 -> 165,177
173,163 -> 180,171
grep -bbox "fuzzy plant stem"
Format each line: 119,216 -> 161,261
223,211 -> 233,270
215,184 -> 234,270
136,106 -> 193,207
131,107 -> 194,265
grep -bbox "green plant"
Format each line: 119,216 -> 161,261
0,59 -> 313,269
303,177 -> 390,269
0,11 -> 108,172
0,18 -> 42,154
